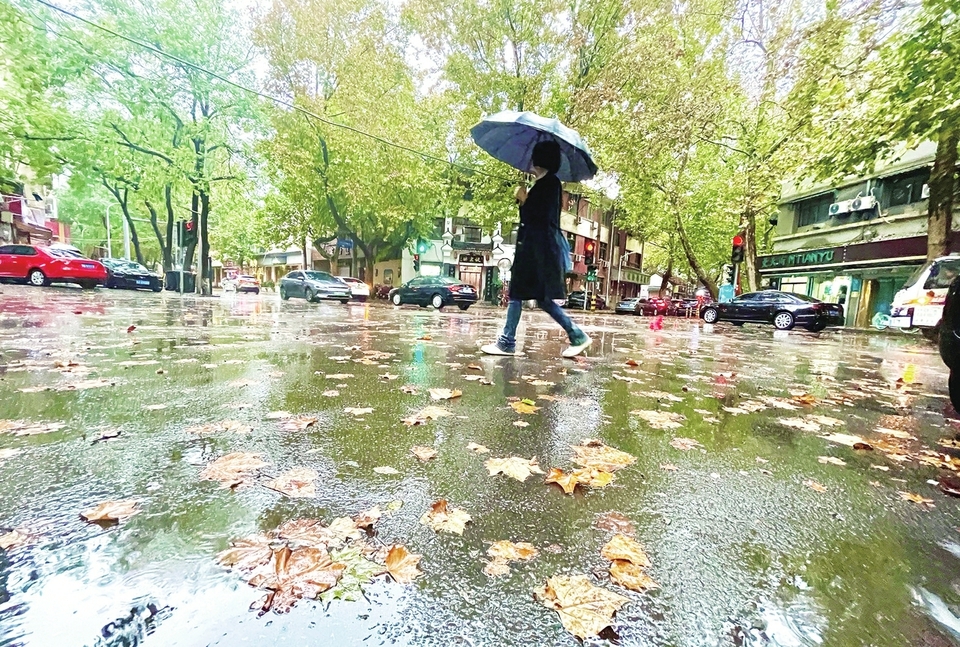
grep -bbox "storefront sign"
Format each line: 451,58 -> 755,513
760,248 -> 836,270
459,252 -> 484,265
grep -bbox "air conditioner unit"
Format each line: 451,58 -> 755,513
851,195 -> 877,211
921,183 -> 930,199
829,200 -> 852,216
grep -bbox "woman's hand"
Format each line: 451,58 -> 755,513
514,185 -> 528,205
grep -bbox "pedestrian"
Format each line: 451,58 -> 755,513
481,141 -> 592,358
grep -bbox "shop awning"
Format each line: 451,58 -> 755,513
759,236 -> 929,274
13,219 -> 53,241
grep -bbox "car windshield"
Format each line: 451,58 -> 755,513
304,271 -> 336,282
923,259 -> 960,290
112,261 -> 148,272
49,248 -> 85,259
431,277 -> 459,285
902,262 -> 932,290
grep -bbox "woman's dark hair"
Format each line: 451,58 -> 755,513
531,140 -> 561,174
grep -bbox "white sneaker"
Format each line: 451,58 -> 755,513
481,343 -> 516,356
561,335 -> 592,358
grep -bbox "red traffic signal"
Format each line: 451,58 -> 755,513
732,234 -> 744,247
186,221 -> 195,232
584,241 -> 595,253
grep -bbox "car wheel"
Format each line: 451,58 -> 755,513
280,287 -> 289,300
458,304 -> 470,311
340,299 -> 350,304
701,307 -> 719,324
922,325 -> 941,343
950,371 -> 960,413
254,289 -> 260,295
152,284 -> 162,293
392,293 -> 402,306
431,293 -> 444,309
773,311 -> 795,331
80,281 -> 96,290
305,287 -> 316,303
805,322 -> 828,332
28,269 -> 47,287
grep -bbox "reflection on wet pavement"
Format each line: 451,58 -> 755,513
1,285 -> 959,646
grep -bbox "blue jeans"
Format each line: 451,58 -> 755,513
497,299 -> 586,351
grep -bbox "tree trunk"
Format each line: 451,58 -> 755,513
199,190 -> 211,295
675,211 -> 719,299
163,184 -> 175,271
145,200 -> 172,271
184,192 -> 198,271
927,122 -> 959,260
118,191 -> 145,267
303,233 -> 310,270
741,207 -> 761,292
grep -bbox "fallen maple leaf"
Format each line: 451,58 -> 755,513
535,575 -> 628,639
669,437 -> 703,451
571,440 -> 636,472
411,446 -> 438,461
278,416 -> 319,432
402,406 -> 452,426
792,393 -> 818,405
127,325 -> 137,333
467,442 -> 490,454
487,540 -> 538,562
429,388 -> 462,401
265,468 -> 318,498
485,456 -> 545,482
660,463 -> 678,471
632,410 -> 686,430
200,452 -> 268,488
545,467 -> 614,494
594,512 -> 635,536
601,534 -> 651,568
373,466 -> 400,474
80,499 -> 141,524
818,456 -> 846,466
344,407 -> 373,416
218,534 -> 275,571
899,491 -> 934,507
385,545 -> 422,583
400,385 -> 419,394
803,479 -> 827,493
510,400 -> 541,415
483,560 -> 512,577
420,499 -> 472,535
625,359 -> 640,367
609,559 -> 659,592
186,420 -> 252,435
353,506 -> 382,529
0,420 -> 66,436
379,373 -> 399,381
513,420 -> 530,428
0,529 -> 33,551
250,546 -> 346,614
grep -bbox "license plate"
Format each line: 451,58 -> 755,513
913,305 -> 943,327
137,280 -> 149,286
82,263 -> 95,269
463,288 -> 474,293
889,316 -> 912,328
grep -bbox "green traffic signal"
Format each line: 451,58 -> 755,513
416,238 -> 429,254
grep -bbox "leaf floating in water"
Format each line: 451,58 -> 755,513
420,499 -> 472,535
186,420 -> 252,435
818,456 -> 846,466
264,468 -> 318,498
534,575 -> 628,639
600,534 -> 651,568
279,416 -> 318,432
0,528 -> 33,551
467,442 -> 490,454
373,466 -> 400,475
898,491 -> 934,507
803,479 -> 827,493
402,406 -> 451,426
385,545 -> 423,584
594,512 -> 635,536
510,400 -> 541,415
429,388 -> 462,401
200,452 -> 268,488
411,446 -> 437,461
484,456 -> 544,482
633,410 -> 686,430
80,499 -> 141,524
570,440 -> 636,472
545,467 -> 614,494
669,437 -> 702,451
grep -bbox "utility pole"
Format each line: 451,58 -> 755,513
105,204 -> 112,258
122,216 -> 131,260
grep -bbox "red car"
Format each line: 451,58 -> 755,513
0,244 -> 107,289
636,297 -> 669,316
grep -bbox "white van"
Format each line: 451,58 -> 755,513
890,254 -> 960,339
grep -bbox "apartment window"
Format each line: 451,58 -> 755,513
795,193 -> 835,228
883,168 -> 930,208
505,225 -> 519,246
599,242 -> 608,263
431,217 -> 445,239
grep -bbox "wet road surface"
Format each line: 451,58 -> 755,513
1,285 -> 960,646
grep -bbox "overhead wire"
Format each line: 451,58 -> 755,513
29,0 -> 511,182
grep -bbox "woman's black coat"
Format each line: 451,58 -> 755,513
508,172 -> 567,302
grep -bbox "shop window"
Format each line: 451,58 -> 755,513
794,193 -> 835,228
599,242 -> 608,263
779,277 -> 809,295
383,269 -> 393,285
463,225 -> 482,243
883,168 -> 930,208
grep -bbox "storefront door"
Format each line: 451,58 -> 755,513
459,265 -> 483,293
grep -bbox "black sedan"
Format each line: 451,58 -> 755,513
615,297 -> 642,314
279,270 -> 352,303
566,291 -> 607,310
700,290 -> 844,332
939,276 -> 960,410
389,276 -> 478,310
102,258 -> 162,292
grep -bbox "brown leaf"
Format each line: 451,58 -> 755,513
264,468 -> 318,498
601,534 -> 651,568
545,467 -> 614,494
200,452 -> 268,488
938,474 -> 960,498
669,437 -> 702,451
385,545 -> 422,583
609,559 -> 659,592
487,540 -> 538,562
217,534 -> 276,571
633,410 -> 686,430
328,517 -> 363,543
898,491 -> 934,507
80,499 -> 141,524
467,442 -> 490,454
791,393 -> 818,405
411,445 -> 438,461
0,529 -> 33,551
353,506 -> 382,529
625,359 -> 640,367
593,512 -> 635,536
400,385 -> 419,394
467,363 -> 482,371
420,499 -> 472,535
127,325 -> 137,333
510,401 -> 541,414
570,441 -> 636,472
279,416 -> 318,432
534,575 -> 628,639
402,406 -> 452,426
275,519 -> 338,549
186,419 -> 252,435
250,546 -> 346,614
429,388 -> 462,401
484,456 -> 545,482
803,479 -> 827,493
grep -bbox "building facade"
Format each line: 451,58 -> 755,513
759,142 -> 958,327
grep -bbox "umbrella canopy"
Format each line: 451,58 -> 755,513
470,111 -> 598,183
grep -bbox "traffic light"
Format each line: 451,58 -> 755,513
731,233 -> 745,264
586,265 -> 598,283
413,254 -> 420,272
184,219 -> 198,247
416,238 -> 429,254
721,264 -> 735,285
584,240 -> 596,265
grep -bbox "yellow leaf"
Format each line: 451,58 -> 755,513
402,406 -> 452,426
898,491 -> 934,506
420,499 -> 472,535
487,540 -> 538,562
609,560 -> 659,592
411,446 -> 437,461
570,440 -> 636,472
385,545 -> 422,584
429,388 -> 462,401
545,467 -> 614,494
483,559 -> 511,577
534,575 -> 628,639
511,401 -> 541,415
485,456 -> 544,482
600,534 -> 651,568
80,499 -> 141,523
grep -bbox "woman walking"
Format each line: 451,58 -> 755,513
481,141 -> 592,358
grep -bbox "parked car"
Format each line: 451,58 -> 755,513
101,258 -> 162,292
615,297 -> 642,314
279,270 -> 351,303
668,298 -> 701,316
700,290 -> 844,331
389,276 -> 478,310
566,291 -> 607,310
0,244 -> 106,289
223,274 -> 261,294
938,276 -> 960,410
890,254 -> 960,341
636,297 -> 669,316
339,277 -> 370,301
